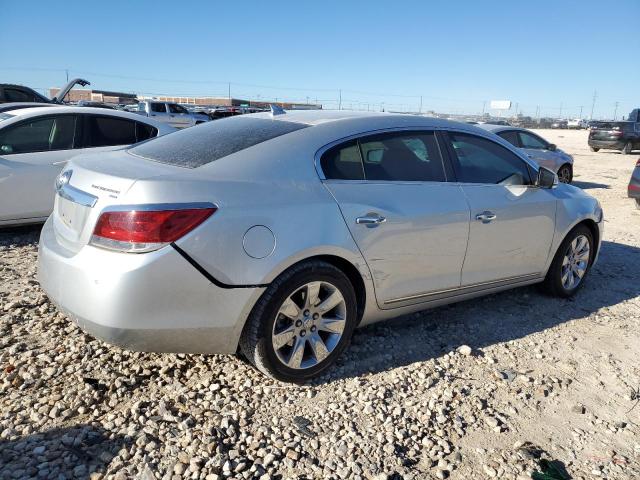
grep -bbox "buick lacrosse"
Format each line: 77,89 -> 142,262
38,110 -> 603,381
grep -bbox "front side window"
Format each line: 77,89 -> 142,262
0,115 -> 77,154
168,104 -> 188,114
359,132 -> 445,182
518,132 -> 547,149
83,116 -> 137,147
150,103 -> 166,113
497,130 -> 520,147
448,132 -> 532,185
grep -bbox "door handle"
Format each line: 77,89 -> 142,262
356,215 -> 387,225
475,211 -> 497,223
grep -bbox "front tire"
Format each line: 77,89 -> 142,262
543,225 -> 593,298
590,146 -> 599,152
557,164 -> 573,184
621,142 -> 632,155
240,261 -> 357,382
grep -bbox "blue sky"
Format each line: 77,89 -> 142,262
1,0 -> 638,119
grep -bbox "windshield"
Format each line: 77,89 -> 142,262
129,116 -> 309,168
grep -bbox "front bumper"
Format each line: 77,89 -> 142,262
37,217 -> 264,354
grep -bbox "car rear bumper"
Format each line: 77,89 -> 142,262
37,217 -> 264,354
588,139 -> 625,149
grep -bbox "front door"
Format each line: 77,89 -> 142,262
444,131 -> 557,286
320,131 -> 470,307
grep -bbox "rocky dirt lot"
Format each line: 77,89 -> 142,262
1,129 -> 639,480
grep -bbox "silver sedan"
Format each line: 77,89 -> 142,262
38,110 -> 603,382
477,124 -> 575,183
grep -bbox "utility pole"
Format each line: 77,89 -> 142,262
613,101 -> 619,120
481,101 -> 486,116
65,69 -> 69,82
535,105 -> 540,122
559,102 -> 563,119
419,96 -> 423,114
338,89 -> 342,110
579,106 -> 583,119
228,82 -> 231,99
590,90 -> 597,119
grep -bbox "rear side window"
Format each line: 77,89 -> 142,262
4,88 -> 35,102
83,116 -> 137,147
150,103 -> 166,113
321,140 -> 365,180
359,132 -> 445,182
130,116 -> 309,168
136,122 -> 158,142
497,130 -> 520,147
0,115 -> 77,154
447,132 -> 532,185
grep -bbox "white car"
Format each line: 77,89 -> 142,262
0,106 -> 175,226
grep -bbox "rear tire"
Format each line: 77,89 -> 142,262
543,225 -> 593,298
557,164 -> 573,184
589,146 -> 599,152
621,142 -> 632,155
239,261 -> 357,382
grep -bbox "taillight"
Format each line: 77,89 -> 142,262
90,205 -> 216,253
636,158 -> 640,167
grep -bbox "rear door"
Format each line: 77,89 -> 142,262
443,131 -> 556,286
0,114 -> 78,221
167,103 -> 192,128
321,130 -> 470,308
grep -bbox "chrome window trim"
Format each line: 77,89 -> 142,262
57,183 -> 98,208
314,125 -> 539,182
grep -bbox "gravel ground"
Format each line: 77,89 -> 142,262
1,129 -> 639,480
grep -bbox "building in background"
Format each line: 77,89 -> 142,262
49,87 -> 138,104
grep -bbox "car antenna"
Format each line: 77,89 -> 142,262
270,104 -> 286,116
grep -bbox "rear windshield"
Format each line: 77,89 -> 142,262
129,116 -> 309,168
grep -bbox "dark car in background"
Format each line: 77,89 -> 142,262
0,83 -> 50,103
588,109 -> 640,154
628,158 -> 640,208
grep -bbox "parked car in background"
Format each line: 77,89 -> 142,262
0,106 -> 175,226
567,119 -> 588,129
588,109 -> 640,154
628,158 -> 640,208
551,120 -> 568,129
478,124 -> 574,183
38,110 -> 603,381
134,100 -> 210,128
76,100 -> 115,109
0,78 -> 89,105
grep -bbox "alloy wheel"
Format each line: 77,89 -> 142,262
271,281 -> 347,370
561,235 -> 590,290
558,166 -> 572,183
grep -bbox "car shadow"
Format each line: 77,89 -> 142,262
0,424 -> 129,479
572,180 -> 610,190
318,240 -> 640,383
0,223 -> 43,247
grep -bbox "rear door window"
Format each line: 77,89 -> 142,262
130,116 -> 309,168
82,115 -> 137,147
497,130 -> 521,147
150,103 -> 167,113
136,122 -> 158,142
359,131 -> 446,182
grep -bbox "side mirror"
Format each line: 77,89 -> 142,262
536,166 -> 558,189
547,143 -> 557,151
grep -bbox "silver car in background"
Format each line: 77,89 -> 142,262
0,106 -> 175,226
38,111 -> 603,382
478,124 -> 575,183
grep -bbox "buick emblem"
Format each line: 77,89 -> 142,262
56,170 -> 72,191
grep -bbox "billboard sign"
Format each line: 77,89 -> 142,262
490,100 -> 511,110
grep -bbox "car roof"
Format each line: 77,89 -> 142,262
248,109 -> 486,131
1,105 -> 177,132
476,123 -> 523,134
